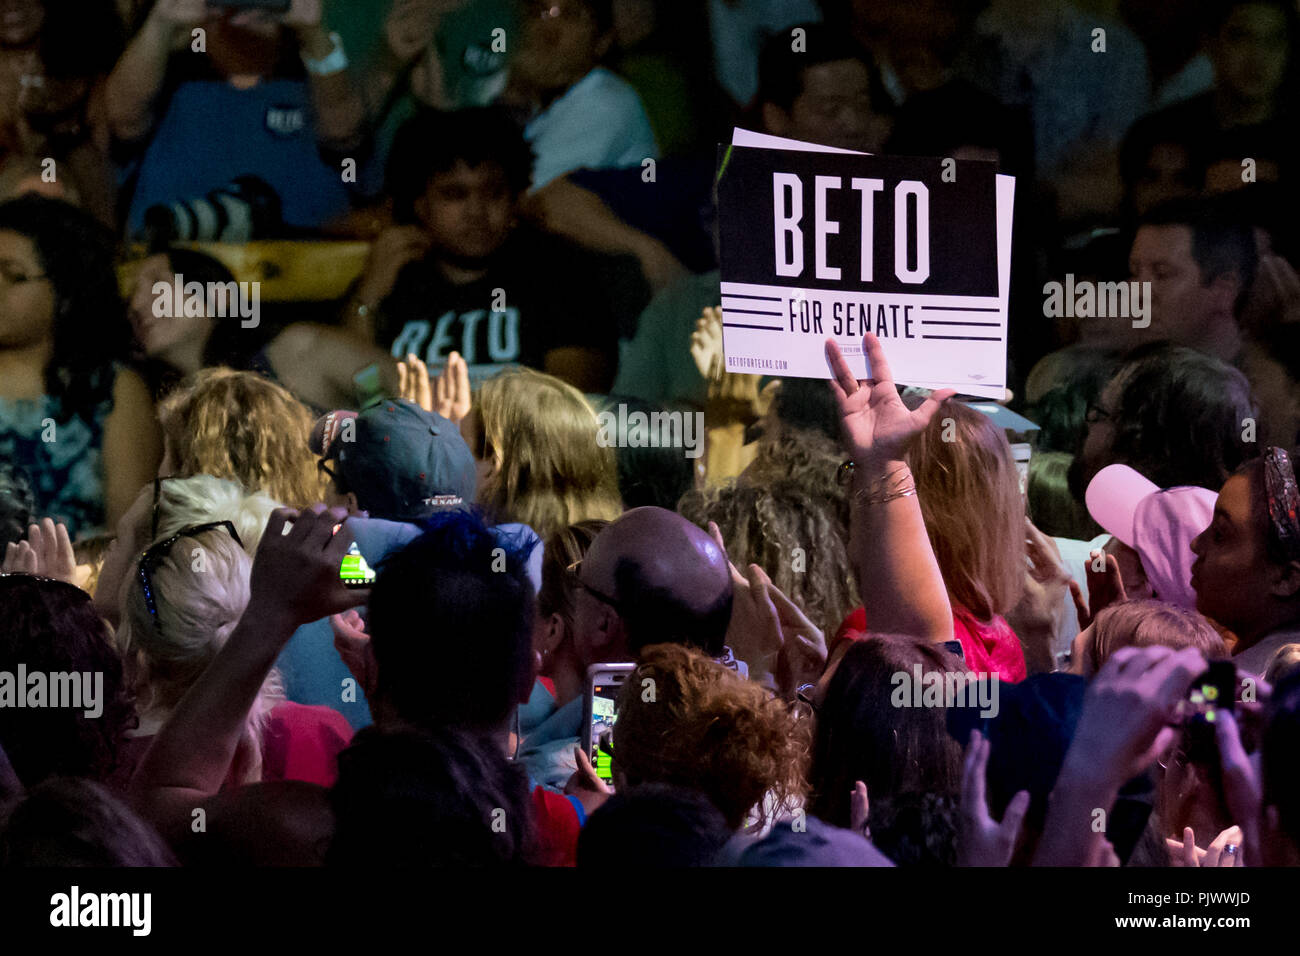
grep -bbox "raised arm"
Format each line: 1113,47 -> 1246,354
285,1 -> 367,157
827,334 -> 955,643
129,505 -> 365,843
104,0 -> 203,143
1033,645 -> 1206,866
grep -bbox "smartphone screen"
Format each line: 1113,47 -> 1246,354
583,666 -> 633,786
1184,660 -> 1236,764
332,523 -> 376,588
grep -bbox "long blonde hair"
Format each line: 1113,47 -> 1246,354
906,399 -> 1025,620
159,368 -> 325,507
471,368 -> 622,540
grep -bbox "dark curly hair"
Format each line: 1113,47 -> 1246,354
678,478 -> 858,637
0,195 -> 128,422
0,575 -> 136,787
386,107 -> 535,224
1087,343 -> 1257,494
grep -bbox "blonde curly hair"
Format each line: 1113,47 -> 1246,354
613,643 -> 809,831
158,368 -> 326,507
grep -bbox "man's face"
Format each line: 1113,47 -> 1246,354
1072,372 -> 1124,498
1128,224 -> 1220,343
513,0 -> 603,96
1209,3 -> 1289,105
568,541 -> 625,669
784,59 -> 885,153
1190,473 -> 1270,632
415,161 -> 516,263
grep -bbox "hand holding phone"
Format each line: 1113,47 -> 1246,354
1183,660 -> 1237,766
581,664 -> 634,788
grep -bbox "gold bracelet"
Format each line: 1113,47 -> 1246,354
855,463 -> 912,496
855,484 -> 917,506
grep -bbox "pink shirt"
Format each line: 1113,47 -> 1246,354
833,604 -> 1027,684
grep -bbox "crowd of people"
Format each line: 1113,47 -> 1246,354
1,0 -> 1299,870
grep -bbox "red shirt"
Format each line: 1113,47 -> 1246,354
531,785 -> 582,867
833,604 -> 1026,683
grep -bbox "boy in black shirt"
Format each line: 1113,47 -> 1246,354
346,107 -> 636,393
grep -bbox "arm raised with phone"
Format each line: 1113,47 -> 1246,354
129,505 -> 366,843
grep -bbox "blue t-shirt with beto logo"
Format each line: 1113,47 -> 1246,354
125,77 -> 355,236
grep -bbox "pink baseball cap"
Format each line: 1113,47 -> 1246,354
1085,464 -> 1217,609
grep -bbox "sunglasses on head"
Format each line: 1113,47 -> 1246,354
138,521 -> 243,634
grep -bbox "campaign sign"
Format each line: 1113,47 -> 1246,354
716,134 -> 1014,398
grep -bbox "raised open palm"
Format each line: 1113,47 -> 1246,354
825,334 -> 957,465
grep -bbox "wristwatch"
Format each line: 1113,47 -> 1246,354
302,31 -> 348,77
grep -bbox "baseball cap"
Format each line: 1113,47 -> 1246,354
1085,464 -> 1216,609
311,400 -> 477,522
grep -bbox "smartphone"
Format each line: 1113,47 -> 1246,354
581,664 -> 634,787
332,523 -> 376,588
1184,660 -> 1236,765
1010,442 -> 1031,501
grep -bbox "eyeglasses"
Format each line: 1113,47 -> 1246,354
138,521 -> 243,634
317,458 -> 341,485
566,558 -> 622,612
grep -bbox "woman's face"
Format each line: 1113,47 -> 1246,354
1190,473 -> 1270,633
128,254 -> 212,359
0,228 -> 53,348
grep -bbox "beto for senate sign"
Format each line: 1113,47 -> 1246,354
716,130 -> 1015,398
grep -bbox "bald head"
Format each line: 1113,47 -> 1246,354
575,507 -> 733,661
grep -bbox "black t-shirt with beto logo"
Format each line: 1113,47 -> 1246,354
375,228 -> 633,385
